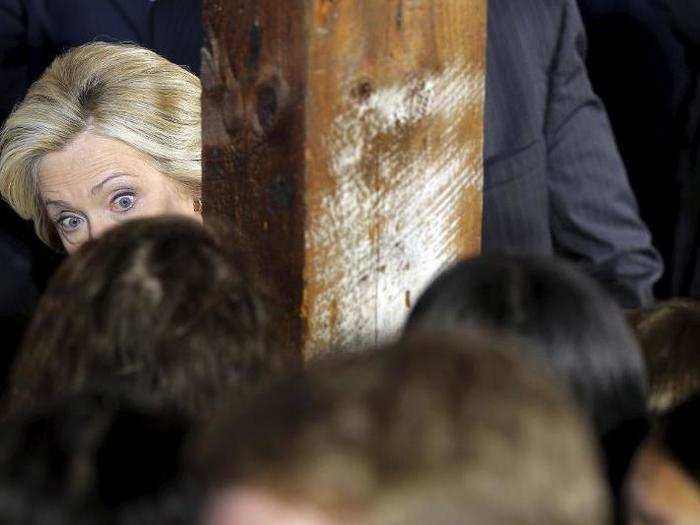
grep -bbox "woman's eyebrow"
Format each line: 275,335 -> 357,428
44,199 -> 72,209
90,173 -> 135,196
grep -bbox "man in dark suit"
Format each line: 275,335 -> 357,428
484,0 -> 663,308
0,0 -> 201,361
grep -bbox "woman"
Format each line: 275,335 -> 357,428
0,42 -> 202,253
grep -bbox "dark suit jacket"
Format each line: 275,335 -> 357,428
664,0 -> 700,297
483,0 -> 663,307
576,0 -> 689,299
0,0 -> 202,124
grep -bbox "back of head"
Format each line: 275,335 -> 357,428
406,255 -> 648,440
627,299 -> 700,413
405,255 -> 649,514
193,330 -> 610,525
5,216 -> 292,417
0,391 -> 197,525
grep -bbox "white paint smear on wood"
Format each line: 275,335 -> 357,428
306,64 -> 484,353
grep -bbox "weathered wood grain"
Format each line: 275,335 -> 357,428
202,0 -> 308,356
203,0 -> 487,358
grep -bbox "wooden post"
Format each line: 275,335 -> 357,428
202,0 -> 487,358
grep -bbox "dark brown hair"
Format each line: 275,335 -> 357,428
628,299 -> 700,412
192,330 -> 610,525
0,391 -> 198,525
4,216 -> 294,417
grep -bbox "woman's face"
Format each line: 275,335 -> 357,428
39,132 -> 201,253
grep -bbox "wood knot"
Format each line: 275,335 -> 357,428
351,80 -> 374,103
253,72 -> 289,136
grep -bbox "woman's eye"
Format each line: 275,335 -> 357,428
112,193 -> 136,212
58,215 -> 83,232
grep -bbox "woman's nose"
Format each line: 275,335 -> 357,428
89,218 -> 115,241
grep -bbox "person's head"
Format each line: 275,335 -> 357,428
192,330 -> 611,525
0,42 -> 202,254
404,254 -> 649,514
625,394 -> 700,525
405,254 -> 648,439
627,299 -> 700,413
4,216 -> 292,417
0,391 -> 199,525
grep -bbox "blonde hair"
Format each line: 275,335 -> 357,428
0,42 -> 201,250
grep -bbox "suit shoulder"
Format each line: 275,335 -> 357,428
488,0 -> 573,61
491,0 -> 571,16
488,0 -> 569,33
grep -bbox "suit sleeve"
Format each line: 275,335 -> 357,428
545,0 -> 663,307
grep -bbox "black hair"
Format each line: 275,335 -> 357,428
0,391 -> 199,525
405,254 -> 649,509
407,254 -> 648,435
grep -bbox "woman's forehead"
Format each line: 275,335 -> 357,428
38,133 -> 155,196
